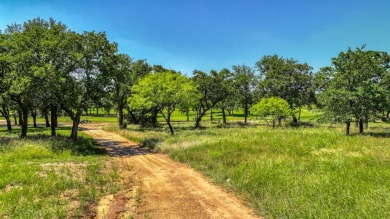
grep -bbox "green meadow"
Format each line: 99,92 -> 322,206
105,120 -> 390,218
0,127 -> 121,218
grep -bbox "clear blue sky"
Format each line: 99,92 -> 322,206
1,0 -> 389,74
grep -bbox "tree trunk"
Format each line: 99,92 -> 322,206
20,108 -> 28,138
160,110 -> 174,135
128,111 -> 138,124
84,107 -> 89,116
44,112 -> 50,127
5,117 -> 12,131
118,105 -> 125,129
272,118 -> 276,128
292,113 -> 298,124
13,114 -> 17,125
359,119 -> 364,134
151,108 -> 159,127
0,105 -> 12,131
18,110 -> 22,126
97,108 -> 99,115
51,106 -> 58,137
31,111 -> 37,128
345,120 -> 351,135
221,107 -> 227,125
70,110 -> 82,139
210,109 -> 213,122
298,108 -> 301,121
278,116 -> 282,126
186,109 -> 190,122
195,110 -> 206,128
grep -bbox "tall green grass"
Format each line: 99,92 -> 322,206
107,123 -> 390,218
0,128 -> 121,218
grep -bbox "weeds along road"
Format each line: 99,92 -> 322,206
82,124 -> 260,219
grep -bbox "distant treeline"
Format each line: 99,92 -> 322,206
0,18 -> 389,137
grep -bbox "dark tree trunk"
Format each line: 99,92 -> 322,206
97,108 -> 99,115
210,109 -> 213,121
51,106 -> 58,137
298,108 -> 301,121
70,110 -> 82,139
44,112 -> 50,127
20,108 -> 28,138
0,104 -> 12,131
221,107 -> 227,125
278,117 -> 282,126
186,109 -> 190,122
359,119 -> 364,134
84,107 -> 89,116
161,110 -> 174,135
18,110 -> 22,126
13,114 -> 17,125
346,120 -> 351,135
195,110 -> 207,128
292,113 -> 298,124
31,111 -> 37,128
6,117 -> 12,131
272,119 -> 276,128
151,107 -> 159,127
168,122 -> 174,135
128,111 -> 138,124
117,105 -> 125,129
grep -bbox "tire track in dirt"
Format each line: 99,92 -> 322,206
82,125 -> 260,219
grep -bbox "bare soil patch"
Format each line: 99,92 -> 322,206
82,124 -> 260,219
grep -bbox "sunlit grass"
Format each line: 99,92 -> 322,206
0,128 -> 121,218
106,122 -> 390,218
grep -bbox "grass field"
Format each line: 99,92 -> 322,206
0,127 -> 122,218
105,122 -> 390,218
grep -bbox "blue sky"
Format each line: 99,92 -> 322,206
0,0 -> 389,74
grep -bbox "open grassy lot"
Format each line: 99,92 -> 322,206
0,127 -> 121,218
105,122 -> 390,218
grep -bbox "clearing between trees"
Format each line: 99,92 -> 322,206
81,124 -> 260,219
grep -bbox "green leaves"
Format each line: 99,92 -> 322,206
319,47 -> 390,126
252,97 -> 291,118
129,71 -> 199,134
251,97 -> 291,127
255,55 -> 314,111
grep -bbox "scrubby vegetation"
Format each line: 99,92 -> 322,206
0,128 -> 122,218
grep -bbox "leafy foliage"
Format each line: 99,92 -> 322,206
251,97 -> 291,127
130,71 -> 199,134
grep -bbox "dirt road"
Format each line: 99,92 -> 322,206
82,125 -> 260,219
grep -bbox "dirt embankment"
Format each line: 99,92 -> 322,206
82,125 -> 260,219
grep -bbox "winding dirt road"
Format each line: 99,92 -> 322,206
82,124 -> 260,219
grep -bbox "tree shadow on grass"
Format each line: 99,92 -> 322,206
350,132 -> 390,138
0,133 -> 106,156
0,126 -> 71,134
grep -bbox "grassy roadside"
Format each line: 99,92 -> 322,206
0,127 -> 122,218
104,122 -> 390,218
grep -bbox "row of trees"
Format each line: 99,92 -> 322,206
1,18 -> 389,137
